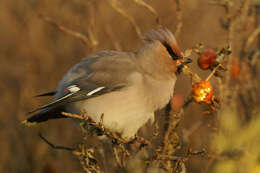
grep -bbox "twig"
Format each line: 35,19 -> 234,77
206,64 -> 221,81
187,148 -> 206,156
133,0 -> 160,24
119,144 -> 129,167
86,4 -> 99,47
162,110 -> 183,155
61,112 -> 134,144
62,111 -> 90,120
137,136 -> 151,148
245,27 -> 260,50
112,146 -> 122,168
105,25 -> 122,51
181,65 -> 201,85
74,144 -> 101,173
108,0 -> 142,39
174,0 -> 183,37
39,133 -> 75,151
39,14 -> 89,46
179,161 -> 186,173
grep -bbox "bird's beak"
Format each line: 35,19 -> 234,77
179,58 -> 192,65
176,58 -> 192,74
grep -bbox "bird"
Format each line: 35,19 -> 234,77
22,29 -> 190,139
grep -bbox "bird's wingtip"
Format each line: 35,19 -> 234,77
21,120 -> 38,127
34,91 -> 57,97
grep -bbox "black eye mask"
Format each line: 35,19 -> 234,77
162,41 -> 180,60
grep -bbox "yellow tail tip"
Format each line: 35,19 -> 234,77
21,120 -> 38,126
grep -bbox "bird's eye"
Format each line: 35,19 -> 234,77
162,41 -> 180,60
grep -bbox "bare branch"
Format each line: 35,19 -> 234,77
174,0 -> 183,37
108,0 -> 142,39
245,27 -> 260,50
39,133 -> 75,151
39,14 -> 89,46
112,146 -> 122,168
206,64 -> 221,81
133,0 -> 160,24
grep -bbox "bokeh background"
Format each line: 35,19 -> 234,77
0,0 -> 259,172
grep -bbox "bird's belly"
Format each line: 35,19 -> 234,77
67,87 -> 153,139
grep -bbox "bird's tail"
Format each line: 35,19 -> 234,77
22,107 -> 67,126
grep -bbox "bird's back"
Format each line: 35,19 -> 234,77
55,50 -> 138,100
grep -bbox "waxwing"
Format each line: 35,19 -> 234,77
23,29 -> 190,139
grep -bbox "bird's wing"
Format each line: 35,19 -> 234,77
29,80 -> 126,114
58,50 -> 138,86
30,50 -> 138,114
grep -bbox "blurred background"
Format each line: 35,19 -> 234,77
0,0 -> 259,172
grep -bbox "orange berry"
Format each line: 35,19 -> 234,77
198,49 -> 216,70
192,80 -> 213,104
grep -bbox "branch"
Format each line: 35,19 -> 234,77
61,111 -> 135,144
133,0 -> 160,24
245,27 -> 260,50
39,14 -> 89,46
108,0 -> 142,39
39,133 -> 75,151
174,0 -> 183,37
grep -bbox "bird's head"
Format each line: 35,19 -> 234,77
142,29 -> 191,75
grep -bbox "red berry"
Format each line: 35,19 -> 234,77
192,80 -> 213,104
198,49 -> 216,70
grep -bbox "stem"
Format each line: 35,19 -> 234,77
206,64 -> 220,81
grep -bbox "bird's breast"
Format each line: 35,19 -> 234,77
66,83 -> 154,139
143,74 -> 176,111
65,73 -> 176,139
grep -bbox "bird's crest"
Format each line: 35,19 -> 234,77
143,29 -> 182,59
